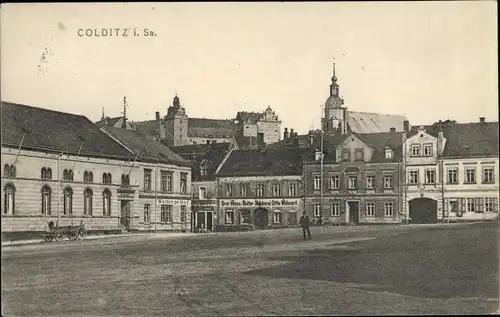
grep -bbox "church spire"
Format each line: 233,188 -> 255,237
330,58 -> 339,97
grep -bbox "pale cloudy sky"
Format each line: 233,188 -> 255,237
1,2 -> 498,135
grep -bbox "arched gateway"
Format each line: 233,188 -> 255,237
409,198 -> 438,224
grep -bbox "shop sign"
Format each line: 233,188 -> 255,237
220,198 -> 300,208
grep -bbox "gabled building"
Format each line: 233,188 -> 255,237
215,143 -> 309,230
1,101 -> 191,235
404,118 -> 499,223
303,130 -> 405,225
100,126 -> 192,232
170,142 -> 235,232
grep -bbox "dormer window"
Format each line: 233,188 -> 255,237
200,161 -> 209,176
423,144 -> 433,156
385,147 -> 393,159
354,149 -> 364,161
411,144 -> 421,157
341,149 -> 350,161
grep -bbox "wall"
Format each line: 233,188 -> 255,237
217,175 -> 302,228
257,121 -> 281,145
304,161 -> 403,224
189,136 -> 233,145
1,147 -> 192,232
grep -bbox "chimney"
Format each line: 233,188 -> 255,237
390,127 -> 396,132
480,117 -> 486,123
290,129 -> 294,137
156,111 -> 160,121
403,120 -> 410,132
284,127 -> 289,140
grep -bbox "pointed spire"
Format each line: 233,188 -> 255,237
122,96 -> 127,129
331,57 -> 337,84
101,106 -> 105,120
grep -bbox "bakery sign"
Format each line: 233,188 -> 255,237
220,198 -> 300,208
156,199 -> 191,206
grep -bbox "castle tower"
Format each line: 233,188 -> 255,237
165,94 -> 189,146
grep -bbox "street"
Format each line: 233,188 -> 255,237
2,222 -> 499,316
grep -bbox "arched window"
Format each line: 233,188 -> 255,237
63,169 -> 69,181
102,189 -> 111,216
84,188 -> 93,215
63,187 -> 73,215
41,185 -> 52,215
107,173 -> 112,184
89,172 -> 93,183
102,173 -> 108,184
47,168 -> 52,180
84,171 -> 89,182
41,167 -> 47,179
3,183 -> 16,215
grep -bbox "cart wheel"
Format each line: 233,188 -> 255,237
43,235 -> 51,242
69,234 -> 78,241
55,231 -> 63,241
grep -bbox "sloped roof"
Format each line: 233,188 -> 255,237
170,142 -> 233,181
187,126 -> 236,138
131,120 -> 161,137
355,132 -> 404,162
95,116 -> 122,127
347,111 -> 408,134
409,121 -> 499,158
236,111 -> 262,124
101,126 -> 189,166
188,118 -> 238,130
1,101 -> 133,159
217,147 -> 310,177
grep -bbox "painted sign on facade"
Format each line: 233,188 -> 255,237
220,198 -> 300,208
156,199 -> 191,206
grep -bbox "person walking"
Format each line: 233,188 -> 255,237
299,211 -> 311,240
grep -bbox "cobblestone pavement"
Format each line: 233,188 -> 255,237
2,222 -> 499,316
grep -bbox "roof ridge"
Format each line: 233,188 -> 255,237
2,101 -> 90,119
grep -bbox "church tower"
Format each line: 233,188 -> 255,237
164,94 -> 189,146
322,61 -> 348,134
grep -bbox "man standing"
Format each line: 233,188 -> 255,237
299,211 -> 311,240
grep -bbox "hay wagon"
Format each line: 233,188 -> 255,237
42,220 -> 87,242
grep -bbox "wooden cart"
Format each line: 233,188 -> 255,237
42,220 -> 87,242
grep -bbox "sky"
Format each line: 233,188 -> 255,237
1,2 -> 498,135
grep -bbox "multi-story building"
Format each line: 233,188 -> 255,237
404,118 -> 499,223
123,95 -> 282,147
1,101 -> 191,235
170,142 -> 235,232
100,126 -> 193,232
216,141 -> 308,230
304,130 -> 405,225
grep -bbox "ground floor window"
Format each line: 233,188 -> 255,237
4,184 -> 15,215
484,198 -> 495,212
288,212 -> 297,225
240,209 -> 251,224
466,198 -> 475,212
366,202 -> 375,217
384,202 -> 394,216
144,204 -> 151,223
225,210 -> 234,224
84,188 -> 93,216
180,206 -> 187,223
331,201 -> 340,216
41,185 -> 51,215
273,211 -> 282,224
314,203 -> 321,217
161,205 -> 172,223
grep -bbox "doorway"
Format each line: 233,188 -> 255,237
254,208 -> 269,229
409,198 -> 438,224
206,212 -> 213,231
120,200 -> 131,230
196,212 -> 206,231
347,201 -> 360,225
